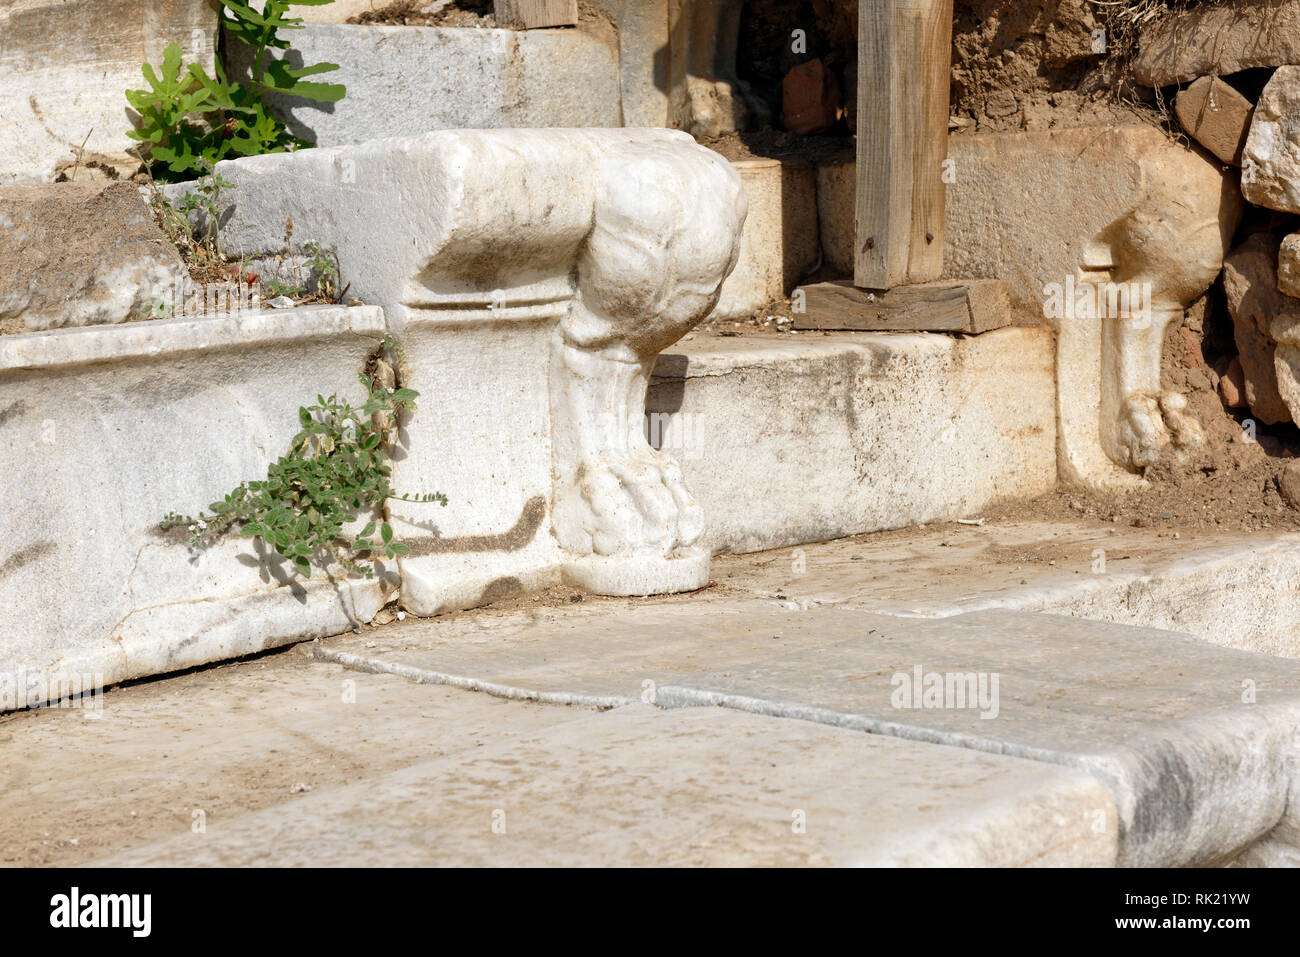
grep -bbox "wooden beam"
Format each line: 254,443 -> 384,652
792,279 -> 1012,334
855,0 -> 953,290
493,0 -> 578,29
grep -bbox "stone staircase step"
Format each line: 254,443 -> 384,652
312,598 -> 1300,866
92,704 -> 1116,867
0,0 -> 220,183
710,519 -> 1300,658
226,22 -> 622,147
656,609 -> 1300,867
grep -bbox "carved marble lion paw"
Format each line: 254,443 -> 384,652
1117,394 -> 1171,471
555,450 -> 703,560
1116,392 -> 1206,471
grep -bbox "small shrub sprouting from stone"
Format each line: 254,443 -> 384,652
162,337 -> 447,579
126,1 -> 346,182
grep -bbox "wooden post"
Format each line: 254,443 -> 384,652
855,0 -> 953,290
493,0 -> 578,29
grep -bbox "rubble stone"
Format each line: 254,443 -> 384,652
1222,233 -> 1295,425
1220,356 -> 1248,409
782,59 -> 841,135
1279,460 -> 1300,509
0,182 -> 189,334
1279,232 -> 1300,299
1135,0 -> 1300,87
1175,76 -> 1254,167
1243,67 -> 1300,213
982,90 -> 1022,132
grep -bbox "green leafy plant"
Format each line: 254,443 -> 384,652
262,278 -> 305,299
126,1 -> 345,181
141,162 -> 260,300
147,162 -> 236,265
261,218 -> 344,301
162,339 -> 447,579
303,241 -> 343,301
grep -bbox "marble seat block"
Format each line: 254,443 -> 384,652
0,306 -> 392,706
184,129 -> 748,613
817,128 -> 1243,490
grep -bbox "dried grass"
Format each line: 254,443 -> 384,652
1087,1 -> 1232,132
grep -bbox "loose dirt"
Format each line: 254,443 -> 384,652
697,129 -> 853,166
350,0 -> 496,28
350,0 -> 612,29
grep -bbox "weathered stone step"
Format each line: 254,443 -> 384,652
1,0 -> 219,183
650,330 -> 1057,554
226,21 -> 622,146
656,609 -> 1300,868
312,600 -> 1300,867
92,703 -> 1116,867
708,519 -> 1300,659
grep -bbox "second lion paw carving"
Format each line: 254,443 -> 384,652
554,451 -> 703,560
1116,392 -> 1207,472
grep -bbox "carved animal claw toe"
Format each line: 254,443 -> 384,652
1160,392 -> 1206,452
1116,392 -> 1206,471
563,450 -> 704,560
1118,395 -> 1170,471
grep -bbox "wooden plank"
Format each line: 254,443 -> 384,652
792,279 -> 1012,334
855,0 -> 953,290
493,0 -> 578,29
